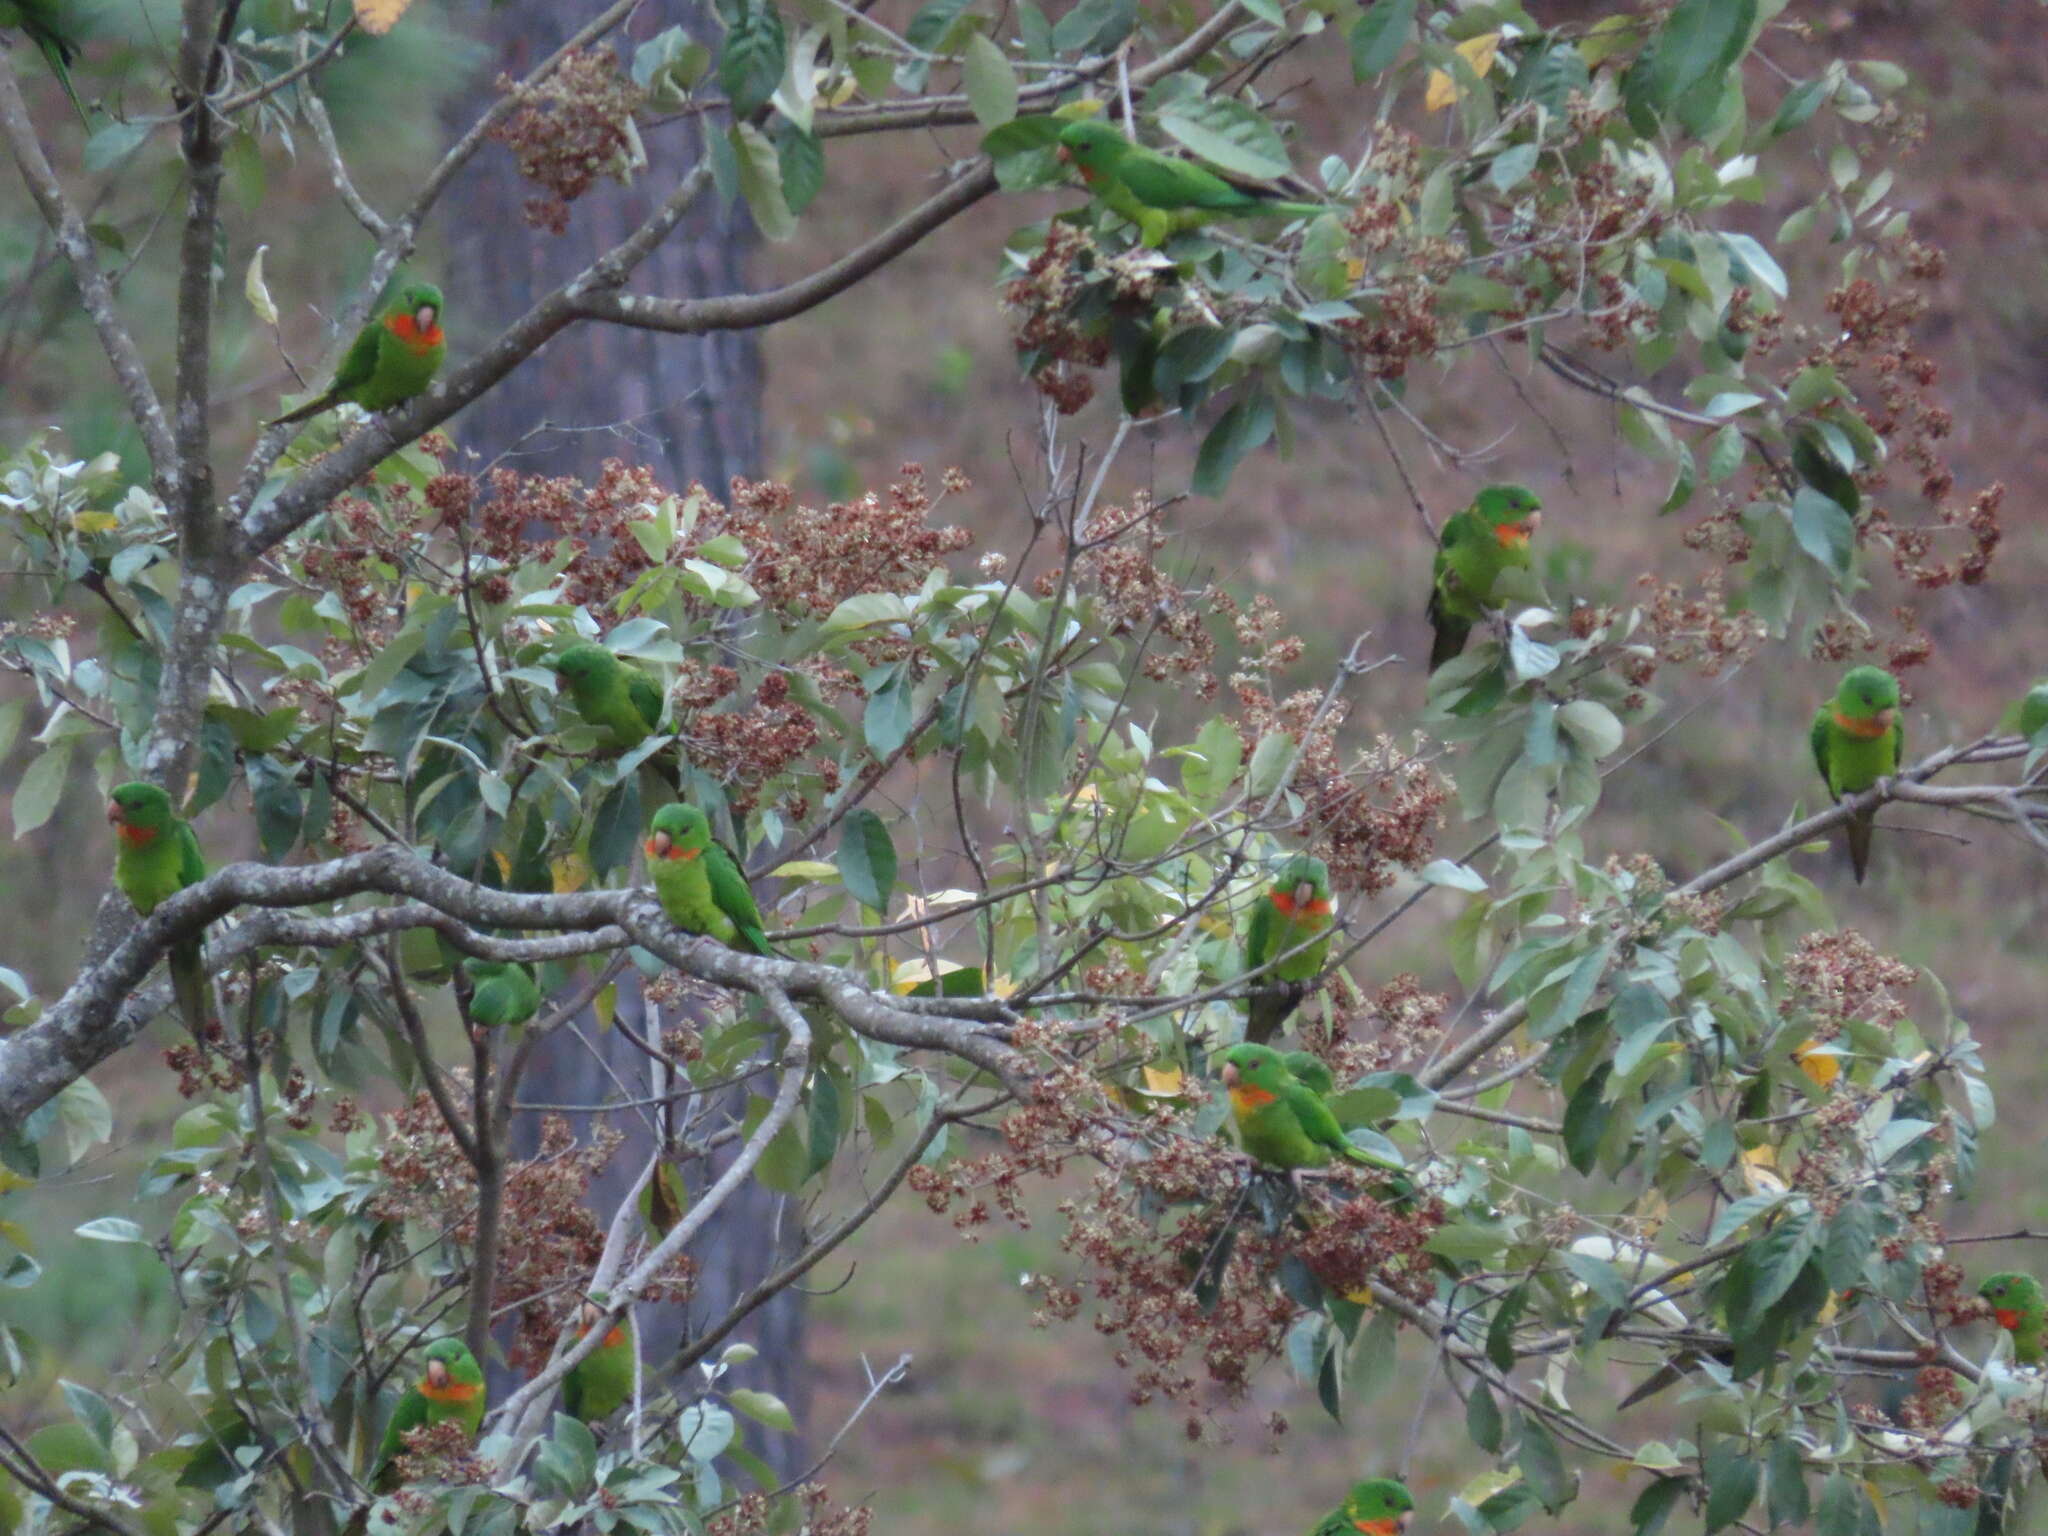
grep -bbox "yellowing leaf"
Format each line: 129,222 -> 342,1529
1817,1290 -> 1840,1328
352,0 -> 415,35
1425,32 -> 1501,112
988,972 -> 1018,998
1742,1144 -> 1777,1168
1740,1143 -> 1786,1195
1136,1065 -> 1185,1098
769,859 -> 841,881
69,511 -> 119,535
552,852 -> 591,894
892,957 -> 964,995
1793,1038 -> 1841,1088
244,243 -> 278,327
1344,1284 -> 1375,1306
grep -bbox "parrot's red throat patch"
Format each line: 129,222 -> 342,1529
112,820 -> 159,847
1996,1307 -> 2024,1331
1494,519 -> 1536,547
603,1325 -> 627,1348
1353,1520 -> 1402,1536
1832,707 -> 1896,739
386,312 -> 445,351
1228,1084 -> 1278,1115
418,1375 -> 483,1404
1268,890 -> 1332,919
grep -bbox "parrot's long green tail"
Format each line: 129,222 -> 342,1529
1245,987 -> 1298,1046
266,388 -> 342,429
38,36 -> 88,126
1429,613 -> 1470,671
168,940 -> 211,1037
1845,807 -> 1875,884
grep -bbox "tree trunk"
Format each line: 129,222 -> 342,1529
445,1 -> 804,1476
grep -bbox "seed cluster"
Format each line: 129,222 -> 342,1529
488,48 -> 643,233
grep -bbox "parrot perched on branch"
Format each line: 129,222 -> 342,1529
562,1304 -> 638,1424
107,781 -> 211,1038
1057,120 -> 1325,246
269,282 -> 446,427
1306,1477 -> 1415,1536
1810,664 -> 1903,885
551,644 -> 665,751
646,803 -> 774,956
462,959 -> 540,1030
1241,853 -> 1335,1044
371,1337 -> 486,1490
1980,1272 -> 2045,1366
1215,1043 -> 1392,1177
1427,483 -> 1543,671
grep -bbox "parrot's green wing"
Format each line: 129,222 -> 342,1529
1280,1078 -> 1349,1154
704,843 -> 773,955
1810,705 -> 1834,790
176,821 -> 207,887
372,1388 -> 430,1488
1888,712 -> 1904,775
1118,146 -> 1250,212
626,668 -> 663,732
328,320 -> 385,401
1242,894 -> 1277,972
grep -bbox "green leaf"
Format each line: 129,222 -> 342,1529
806,1070 -> 843,1179
1703,1441 -> 1759,1534
727,1387 -> 796,1431
1630,1477 -> 1686,1536
731,122 -> 796,241
1628,0 -> 1758,120
1766,1436 -> 1810,1529
775,124 -> 826,213
1518,1416 -> 1572,1513
675,1401 -> 737,1463
12,741 -> 71,836
836,808 -> 897,910
1192,393 -> 1276,497
1734,1214 -> 1818,1323
1179,715 -> 1244,805
1559,700 -> 1624,759
1049,0 -> 1134,55
905,0 -> 973,52
1488,141 -> 1539,193
1790,487 -> 1855,579
1421,859 -> 1486,893
822,592 -> 913,634
862,668 -> 914,759
74,1216 -> 143,1243
1244,729 -> 1296,799
1562,1063 -> 1614,1176
1348,0 -> 1416,80
1465,1378 -> 1502,1453
962,32 -> 1019,128
1815,1474 -> 1861,1536
83,120 -> 151,172
61,1380 -> 114,1451
718,0 -> 788,116
1768,75 -> 1830,138
982,115 -> 1066,190
1158,96 -> 1290,181
1485,1282 -> 1527,1372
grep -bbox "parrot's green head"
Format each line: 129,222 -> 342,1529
645,803 -> 713,864
415,1337 -> 485,1401
1472,483 -> 1543,548
461,959 -> 514,985
1980,1272 -> 2044,1330
1215,1042 -> 1291,1107
1057,120 -> 1130,180
551,643 -> 620,695
1340,1478 -> 1416,1534
393,282 -> 443,336
1268,853 -> 1332,917
2020,681 -> 2048,740
1831,665 -> 1900,730
107,781 -> 176,845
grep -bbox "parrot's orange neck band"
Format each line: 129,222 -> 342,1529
418,1377 -> 482,1404
1996,1307 -> 2025,1331
1353,1520 -> 1400,1536
1831,708 -> 1895,739
115,823 -> 158,847
603,1325 -> 627,1348
1495,521 -> 1534,548
386,313 -> 445,351
1268,891 -> 1332,919
1228,1085 -> 1278,1115
644,839 -> 700,862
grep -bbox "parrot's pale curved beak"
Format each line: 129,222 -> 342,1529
416,304 -> 438,330
426,1359 -> 451,1389
1523,510 -> 1542,532
1220,1061 -> 1240,1088
1293,881 -> 1316,907
1871,707 -> 1896,730
648,830 -> 673,858
580,1301 -> 605,1331
1056,144 -> 1072,164
105,799 -> 123,824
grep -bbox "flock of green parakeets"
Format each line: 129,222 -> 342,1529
17,19 -> 2042,1519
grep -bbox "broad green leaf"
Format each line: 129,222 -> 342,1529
717,0 -> 788,117
1244,729 -> 1296,799
1348,0 -> 1416,80
1517,1416 -> 1571,1513
1192,393 -> 1276,497
1157,96 -> 1290,180
1790,487 -> 1855,578
1703,1441 -> 1758,1533
74,1216 -> 144,1243
731,123 -> 797,241
727,1387 -> 796,1431
12,742 -> 72,836
836,809 -> 897,910
962,32 -> 1019,129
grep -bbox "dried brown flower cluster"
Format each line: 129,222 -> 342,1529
708,1484 -> 872,1536
1297,974 -> 1448,1080
909,1050 -> 1438,1422
1780,929 -> 1918,1045
1002,224 -> 1117,414
1628,571 -> 1767,689
1230,687 -> 1450,895
1072,496 -> 1227,695
489,48 -> 643,233
383,1418 -> 492,1495
373,1099 -> 692,1368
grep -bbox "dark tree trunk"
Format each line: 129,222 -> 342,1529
445,1 -> 804,1477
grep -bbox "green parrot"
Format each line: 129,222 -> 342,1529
268,282 -> 446,427
462,959 -> 541,1029
371,1337 -> 486,1490
1,0 -> 87,123
1215,1043 -> 1389,1178
1427,483 -> 1543,670
107,782 -> 210,1037
1241,853 -> 1335,1044
1057,120 -> 1324,246
1307,1477 -> 1416,1536
1980,1273 -> 2046,1366
562,1304 -> 637,1424
551,643 -> 664,751
645,803 -> 775,956
1809,664 -> 1903,884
